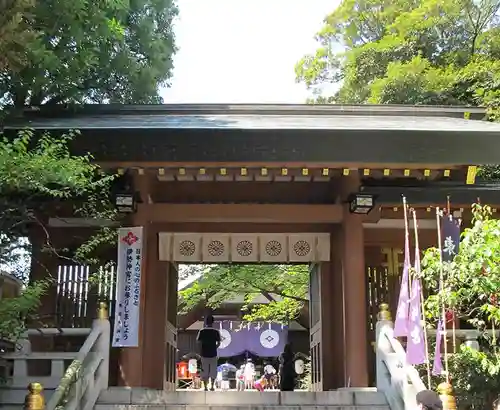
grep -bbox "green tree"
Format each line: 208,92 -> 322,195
422,204 -> 500,328
179,264 -> 309,324
295,0 -> 500,113
421,204 -> 500,409
0,0 -> 178,106
0,128 -> 118,342
296,0 -> 500,178
0,0 -> 36,72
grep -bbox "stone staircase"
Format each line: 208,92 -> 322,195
94,388 -> 390,410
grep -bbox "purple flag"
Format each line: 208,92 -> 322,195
394,223 -> 411,336
432,319 -> 443,375
406,242 -> 426,365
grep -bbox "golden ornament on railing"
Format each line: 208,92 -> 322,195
97,302 -> 108,320
378,303 -> 392,321
24,382 -> 44,410
437,382 -> 457,410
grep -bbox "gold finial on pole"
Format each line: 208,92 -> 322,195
24,382 -> 44,410
378,303 -> 392,321
97,302 -> 108,320
437,382 -> 457,410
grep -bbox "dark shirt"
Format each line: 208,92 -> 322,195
279,352 -> 296,391
196,327 -> 221,358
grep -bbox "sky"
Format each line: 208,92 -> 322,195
161,0 -> 339,104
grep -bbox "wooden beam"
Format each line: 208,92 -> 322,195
99,161 -> 465,170
140,203 -> 343,224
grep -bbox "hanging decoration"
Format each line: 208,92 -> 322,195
407,210 -> 431,388
216,320 -> 288,358
394,196 -> 411,337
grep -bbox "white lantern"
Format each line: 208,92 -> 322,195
294,359 -> 305,375
188,358 -> 198,374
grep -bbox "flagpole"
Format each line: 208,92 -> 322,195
403,198 -> 411,293
412,209 -> 432,388
436,207 -> 450,383
394,196 -> 412,338
446,197 -> 457,354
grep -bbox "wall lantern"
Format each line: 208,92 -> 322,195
114,192 -> 136,213
348,193 -> 376,214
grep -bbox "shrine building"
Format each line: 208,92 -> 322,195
6,103 -> 500,392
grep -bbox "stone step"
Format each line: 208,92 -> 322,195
97,389 -> 388,407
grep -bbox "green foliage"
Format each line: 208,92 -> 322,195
0,0 -> 178,105
296,0 -> 500,179
179,264 -> 309,323
446,346 -> 500,410
0,128 -> 118,269
0,280 -> 47,341
296,0 -> 500,114
0,0 -> 37,72
420,204 -> 500,409
422,204 -> 500,328
0,128 -> 118,342
418,346 -> 500,410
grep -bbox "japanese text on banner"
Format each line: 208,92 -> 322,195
112,227 -> 143,348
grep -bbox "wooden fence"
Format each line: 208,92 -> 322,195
55,264 -> 116,328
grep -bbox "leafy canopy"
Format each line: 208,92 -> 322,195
420,205 -> 500,408
179,264 -> 309,323
0,0 -> 37,72
0,0 -> 178,106
0,129 -> 118,341
422,204 -> 500,329
296,0 -> 500,116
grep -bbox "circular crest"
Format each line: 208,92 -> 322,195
260,329 -> 280,349
179,240 -> 196,256
265,240 -> 282,256
236,240 -> 253,256
219,329 -> 231,349
207,240 -> 225,257
293,240 -> 311,257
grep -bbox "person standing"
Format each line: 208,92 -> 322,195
196,315 -> 221,391
279,343 -> 296,391
236,364 -> 245,391
263,362 -> 277,389
243,358 -> 255,390
219,361 -> 237,391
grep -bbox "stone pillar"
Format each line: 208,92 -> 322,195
341,175 -> 369,387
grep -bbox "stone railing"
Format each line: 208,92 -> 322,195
3,303 -> 110,410
375,304 -> 426,410
3,328 -> 92,389
46,303 -> 110,410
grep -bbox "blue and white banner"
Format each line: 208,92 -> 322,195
112,227 -> 143,347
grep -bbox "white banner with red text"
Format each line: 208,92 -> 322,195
112,227 -> 144,347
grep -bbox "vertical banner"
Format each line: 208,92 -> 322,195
112,227 -> 144,347
407,213 -> 426,366
394,200 -> 411,336
441,215 -> 460,262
